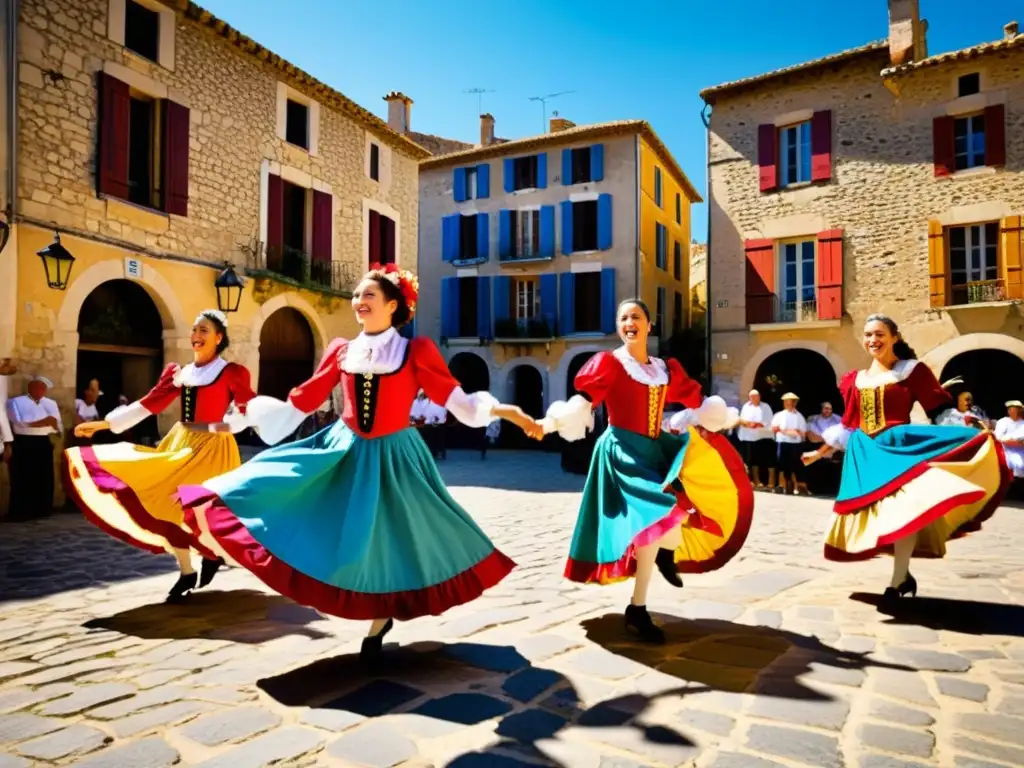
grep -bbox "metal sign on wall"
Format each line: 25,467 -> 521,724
124,257 -> 143,280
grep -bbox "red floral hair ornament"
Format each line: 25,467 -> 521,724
365,263 -> 419,317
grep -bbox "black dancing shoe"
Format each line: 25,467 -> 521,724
198,557 -> 224,588
360,619 -> 394,662
624,604 -> 666,644
655,548 -> 683,588
167,572 -> 198,600
879,573 -> 917,610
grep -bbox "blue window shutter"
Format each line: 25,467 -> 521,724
477,275 -> 492,338
657,223 -> 666,268
493,275 -> 511,325
536,153 -> 547,189
561,200 -> 574,255
591,144 -> 605,182
441,215 -> 453,262
441,277 -> 459,336
559,272 -> 575,336
597,193 -> 613,250
503,158 -> 514,193
476,213 -> 489,262
540,273 -> 558,333
600,267 -> 616,334
498,209 -> 512,260
539,205 -> 555,258
561,148 -> 572,186
453,169 -> 467,203
477,163 -> 490,199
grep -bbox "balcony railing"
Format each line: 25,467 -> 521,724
775,295 -> 819,324
494,317 -> 555,339
950,278 -> 1006,306
499,249 -> 553,264
248,243 -> 358,294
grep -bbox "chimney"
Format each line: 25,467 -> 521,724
887,0 -> 927,66
479,113 -> 495,146
1006,21 -> 1020,39
548,112 -> 576,133
383,91 -> 412,134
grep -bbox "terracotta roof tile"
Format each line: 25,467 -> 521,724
881,32 -> 1024,76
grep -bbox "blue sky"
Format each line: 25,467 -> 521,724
200,0 -> 1019,241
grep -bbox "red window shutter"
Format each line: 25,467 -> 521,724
933,116 -> 955,177
266,174 -> 283,270
310,190 -> 332,263
810,110 -> 832,182
369,210 -> 382,264
162,100 -> 190,216
382,215 -> 396,265
757,124 -> 777,192
98,72 -> 130,200
744,238 -> 775,324
816,229 -> 844,320
985,104 -> 1006,167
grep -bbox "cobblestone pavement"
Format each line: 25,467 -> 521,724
1,450 -> 1024,768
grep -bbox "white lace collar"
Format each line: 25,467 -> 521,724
855,359 -> 918,388
173,356 -> 228,388
613,347 -> 669,386
342,327 -> 409,375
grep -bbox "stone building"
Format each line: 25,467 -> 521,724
0,0 -> 427,511
417,114 -> 701,427
690,242 -> 707,320
701,0 -> 1024,418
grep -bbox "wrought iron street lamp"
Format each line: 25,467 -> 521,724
37,232 -> 75,290
214,263 -> 244,313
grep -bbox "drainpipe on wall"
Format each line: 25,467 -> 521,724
700,100 -> 713,393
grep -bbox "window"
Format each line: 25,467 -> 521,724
282,180 -> 307,253
570,147 -> 592,184
513,155 -> 538,190
124,0 -> 160,62
673,241 -> 682,280
369,143 -> 380,181
654,166 -> 663,207
779,121 -> 812,186
514,209 -> 540,259
673,291 -> 683,332
954,114 -> 986,171
285,99 -> 309,150
779,240 -> 816,322
655,223 -> 666,270
457,277 -> 478,337
127,94 -> 157,208
574,272 -> 602,332
572,200 -> 598,252
656,287 -> 666,335
369,209 -> 396,265
515,278 -> 540,321
675,193 -> 681,225
465,167 -> 478,200
459,214 -> 479,261
949,222 -> 999,304
958,73 -> 980,97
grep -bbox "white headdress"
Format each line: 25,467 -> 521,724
197,308 -> 229,329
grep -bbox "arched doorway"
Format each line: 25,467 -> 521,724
258,308 -> 315,400
940,349 -> 1024,422
506,364 -> 544,449
752,348 -> 840,417
446,352 -> 490,449
76,279 -> 164,443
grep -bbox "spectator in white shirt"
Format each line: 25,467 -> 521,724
994,399 -> 1024,478
0,358 -> 16,467
807,402 -> 842,445
5,375 -> 63,519
737,389 -> 775,489
771,392 -> 808,495
425,400 -> 448,460
74,379 -> 103,425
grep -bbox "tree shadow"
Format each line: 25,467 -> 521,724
849,593 -> 1024,637
82,589 -> 330,642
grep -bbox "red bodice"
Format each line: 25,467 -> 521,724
839,360 -> 952,435
288,336 -> 460,439
574,350 -> 702,438
140,361 -> 256,422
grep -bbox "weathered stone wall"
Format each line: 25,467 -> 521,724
707,46 -> 1024,399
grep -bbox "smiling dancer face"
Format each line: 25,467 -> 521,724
617,300 -> 652,354
191,311 -> 228,366
351,277 -> 411,335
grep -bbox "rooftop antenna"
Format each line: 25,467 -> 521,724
528,91 -> 575,133
463,88 -> 496,116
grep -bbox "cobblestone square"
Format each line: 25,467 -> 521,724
2,450 -> 1023,767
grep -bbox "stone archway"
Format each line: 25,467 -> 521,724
751,348 -> 842,417
258,308 -> 316,401
448,352 -> 490,394
740,340 -> 846,408
940,349 -> 1024,422
247,292 -> 330,392
921,332 -> 1024,380
505,363 -> 545,450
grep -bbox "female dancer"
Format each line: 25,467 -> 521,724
541,299 -> 754,643
66,309 -> 254,599
802,314 -> 1010,608
176,264 -> 542,660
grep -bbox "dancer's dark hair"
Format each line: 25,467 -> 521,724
864,313 -> 916,360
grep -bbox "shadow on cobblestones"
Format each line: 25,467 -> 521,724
851,593 -> 1024,636
81,589 -> 330,642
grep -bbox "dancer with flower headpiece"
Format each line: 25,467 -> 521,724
177,264 -> 544,660
65,309 -> 255,599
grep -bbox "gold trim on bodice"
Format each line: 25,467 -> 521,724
647,385 -> 667,438
858,385 -> 885,436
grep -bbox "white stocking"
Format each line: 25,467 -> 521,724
890,532 -> 917,587
173,548 -> 195,575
